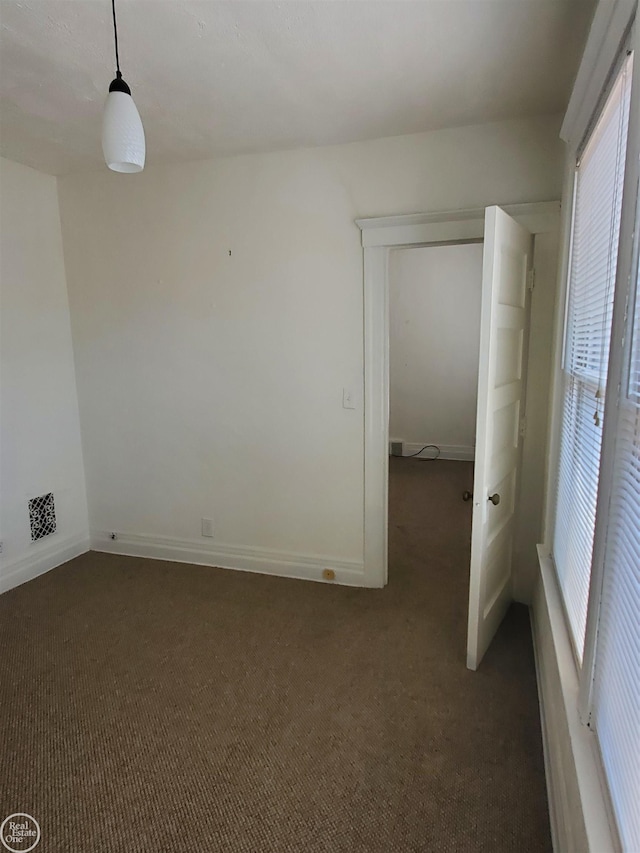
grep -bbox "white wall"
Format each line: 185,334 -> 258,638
0,157 -> 89,591
389,244 -> 483,459
57,115 -> 564,585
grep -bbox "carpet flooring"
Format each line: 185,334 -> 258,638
0,459 -> 551,852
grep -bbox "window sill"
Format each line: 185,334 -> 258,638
531,546 -> 618,852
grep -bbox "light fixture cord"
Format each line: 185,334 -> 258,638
111,0 -> 121,77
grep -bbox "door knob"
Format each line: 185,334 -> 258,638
488,493 -> 501,506
462,490 -> 473,502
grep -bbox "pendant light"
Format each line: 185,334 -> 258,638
102,0 -> 145,173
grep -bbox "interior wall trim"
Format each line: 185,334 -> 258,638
561,0 -> 637,146
356,201 -> 561,247
90,531 -> 368,587
0,532 -> 90,594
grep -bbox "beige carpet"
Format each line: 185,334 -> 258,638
0,459 -> 550,852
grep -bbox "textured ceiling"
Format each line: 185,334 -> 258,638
0,0 -> 593,176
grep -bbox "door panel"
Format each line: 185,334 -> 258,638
467,206 -> 532,670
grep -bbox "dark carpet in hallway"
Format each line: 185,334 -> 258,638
0,458 -> 550,852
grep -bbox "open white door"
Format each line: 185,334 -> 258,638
467,206 -> 532,670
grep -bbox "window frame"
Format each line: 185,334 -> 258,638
543,7 -> 640,848
578,32 -> 639,724
553,39 -> 636,668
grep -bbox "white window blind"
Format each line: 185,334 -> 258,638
591,196 -> 640,852
553,55 -> 633,658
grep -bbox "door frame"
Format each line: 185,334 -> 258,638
356,201 -> 560,589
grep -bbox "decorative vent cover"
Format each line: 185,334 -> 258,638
29,493 -> 56,541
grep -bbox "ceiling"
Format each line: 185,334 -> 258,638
0,0 -> 593,176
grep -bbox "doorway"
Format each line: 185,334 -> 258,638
389,243 -> 483,463
356,202 -> 560,667
388,242 -> 482,657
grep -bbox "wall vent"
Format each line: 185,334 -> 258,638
29,493 -> 56,541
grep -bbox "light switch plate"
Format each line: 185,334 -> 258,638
342,388 -> 356,409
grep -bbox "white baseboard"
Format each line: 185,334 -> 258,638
396,442 -> 475,461
91,530 -> 368,587
531,547 -> 616,852
0,532 -> 90,594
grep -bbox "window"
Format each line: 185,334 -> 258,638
590,197 -> 640,851
551,36 -> 640,851
552,54 -> 633,659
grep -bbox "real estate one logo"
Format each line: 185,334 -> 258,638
0,814 -> 41,852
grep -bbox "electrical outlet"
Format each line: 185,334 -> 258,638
390,441 -> 403,457
201,518 -> 214,538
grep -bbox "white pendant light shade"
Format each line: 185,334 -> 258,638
102,89 -> 145,173
103,0 -> 145,173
